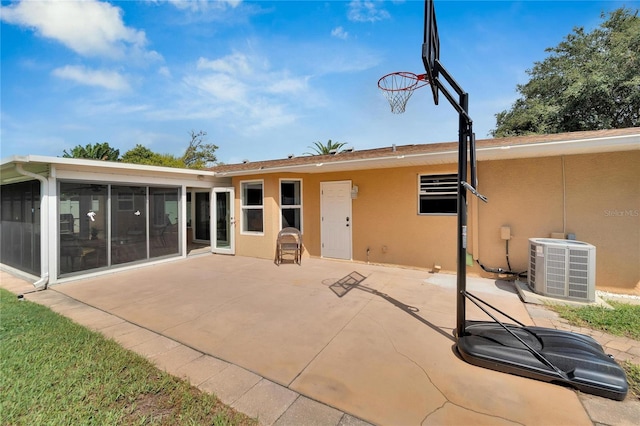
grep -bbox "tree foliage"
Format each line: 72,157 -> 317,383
182,130 -> 218,169
62,142 -> 120,161
304,139 -> 347,155
120,145 -> 183,168
63,130 -> 220,169
121,131 -> 218,169
492,7 -> 640,137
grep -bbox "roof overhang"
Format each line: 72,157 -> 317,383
0,155 -> 221,185
2,130 -> 638,182
214,132 -> 640,177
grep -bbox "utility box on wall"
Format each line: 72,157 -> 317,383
528,238 -> 596,302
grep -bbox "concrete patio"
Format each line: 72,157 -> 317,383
2,254 -> 639,425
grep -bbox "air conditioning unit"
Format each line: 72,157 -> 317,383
528,238 -> 596,302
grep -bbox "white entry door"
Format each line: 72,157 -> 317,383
321,181 -> 352,259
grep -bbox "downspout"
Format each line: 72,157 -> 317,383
15,163 -> 49,290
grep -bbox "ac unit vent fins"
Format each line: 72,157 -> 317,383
528,238 -> 595,302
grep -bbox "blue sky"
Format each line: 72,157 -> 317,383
1,0 -> 633,165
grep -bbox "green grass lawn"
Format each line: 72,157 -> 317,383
623,362 -> 640,400
0,288 -> 256,425
549,301 -> 640,341
548,300 -> 640,399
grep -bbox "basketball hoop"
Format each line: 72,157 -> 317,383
377,72 -> 430,114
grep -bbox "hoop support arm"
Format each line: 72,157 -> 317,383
433,59 -> 472,124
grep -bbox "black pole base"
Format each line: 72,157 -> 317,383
457,321 -> 628,401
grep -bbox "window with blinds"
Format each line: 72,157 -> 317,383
418,173 -> 457,215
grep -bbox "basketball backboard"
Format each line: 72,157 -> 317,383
422,0 -> 440,104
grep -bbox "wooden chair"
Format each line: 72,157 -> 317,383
276,227 -> 302,265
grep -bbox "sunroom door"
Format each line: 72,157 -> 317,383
213,188 -> 235,255
194,192 -> 210,242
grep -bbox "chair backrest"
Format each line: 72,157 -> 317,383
278,227 -> 301,244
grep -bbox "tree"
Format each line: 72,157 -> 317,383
121,131 -> 218,169
121,144 -> 183,168
492,8 -> 640,137
63,131 -> 218,169
182,130 -> 218,169
304,139 -> 347,155
62,142 -> 120,161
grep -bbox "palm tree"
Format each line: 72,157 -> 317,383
62,142 -> 120,161
304,139 -> 347,155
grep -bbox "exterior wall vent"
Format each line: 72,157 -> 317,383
528,238 -> 596,302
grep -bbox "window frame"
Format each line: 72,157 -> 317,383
117,192 -> 134,211
240,180 -> 264,235
279,178 -> 303,232
418,173 -> 458,216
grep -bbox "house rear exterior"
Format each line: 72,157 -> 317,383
1,127 -> 638,294
212,128 -> 639,294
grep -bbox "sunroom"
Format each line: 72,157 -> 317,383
0,156 -> 231,286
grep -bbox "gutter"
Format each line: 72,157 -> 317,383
215,151 -> 456,177
215,132 -> 639,177
14,163 -> 49,290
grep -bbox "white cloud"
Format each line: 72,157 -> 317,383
184,51 -> 313,132
331,26 -> 349,40
52,65 -> 130,91
265,76 -> 310,95
158,66 -> 172,78
191,52 -> 310,101
186,72 -> 249,103
68,99 -> 151,118
0,0 -> 157,60
347,0 -> 390,23
197,53 -> 253,75
163,0 -> 242,13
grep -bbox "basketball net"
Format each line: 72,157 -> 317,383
378,72 -> 429,114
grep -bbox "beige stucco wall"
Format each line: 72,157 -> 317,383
477,151 -> 639,293
305,165 -> 459,270
231,165 -> 459,272
233,176 -> 281,261
564,152 -> 639,291
230,150 -> 639,293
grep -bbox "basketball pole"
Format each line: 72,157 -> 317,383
422,0 -> 486,340
456,91 -> 469,339
429,60 -> 483,339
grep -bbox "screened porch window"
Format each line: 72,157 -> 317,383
57,182 -> 181,276
0,180 -> 41,276
59,183 -> 109,274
